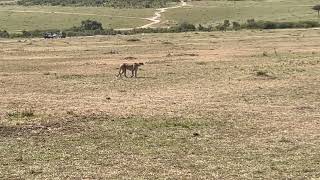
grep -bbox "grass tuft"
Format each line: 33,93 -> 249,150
7,109 -> 35,118
256,70 -> 269,76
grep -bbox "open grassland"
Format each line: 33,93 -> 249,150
161,0 -> 320,27
0,5 -> 154,32
2,0 -> 320,32
0,29 -> 320,178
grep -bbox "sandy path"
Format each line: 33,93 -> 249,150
114,0 -> 187,30
139,0 -> 187,29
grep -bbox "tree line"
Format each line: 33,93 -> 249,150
2,19 -> 320,39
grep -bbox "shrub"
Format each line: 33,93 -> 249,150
277,22 -> 295,29
245,19 -> 258,29
216,24 -> 225,31
223,20 -> 230,28
2,19 -> 320,39
7,108 -> 35,118
298,21 -> 320,28
173,22 -> 196,32
242,19 -> 320,30
262,21 -> 278,29
0,30 -> 9,38
197,24 -> 205,31
216,20 -> 231,31
312,4 -> 320,17
262,51 -> 268,56
127,38 -> 141,42
232,21 -> 241,30
256,70 -> 269,77
22,30 -> 32,37
80,20 -> 104,30
61,31 -> 66,38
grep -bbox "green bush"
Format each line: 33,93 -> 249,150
173,22 -> 196,32
215,20 -> 231,31
232,21 -> 241,30
7,108 -> 35,118
245,19 -> 259,29
2,19 -> 320,39
80,20 -> 104,30
242,19 -> 320,29
0,30 -> 9,38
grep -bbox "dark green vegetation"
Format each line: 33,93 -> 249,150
2,19 -> 320,38
0,30 -> 9,38
17,0 -> 179,8
312,4 -> 320,17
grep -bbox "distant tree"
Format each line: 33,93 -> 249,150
61,31 -> 66,38
80,20 -> 104,30
246,19 -> 258,29
175,22 -> 196,32
216,20 -> 230,31
312,5 -> 320,17
198,24 -> 205,31
22,30 -> 31,37
216,24 -> 224,31
223,20 -> 230,29
232,21 -> 241,30
0,30 -> 9,38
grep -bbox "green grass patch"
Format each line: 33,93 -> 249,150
0,5 -> 153,32
162,0 -> 320,26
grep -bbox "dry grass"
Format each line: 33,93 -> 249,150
0,29 -> 320,179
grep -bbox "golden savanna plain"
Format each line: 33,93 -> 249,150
0,29 -> 319,178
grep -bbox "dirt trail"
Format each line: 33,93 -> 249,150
115,0 -> 187,30
139,0 -> 187,29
